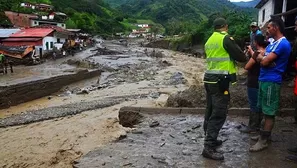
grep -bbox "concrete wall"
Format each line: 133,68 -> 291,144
43,35 -> 66,51
0,70 -> 101,109
43,36 -> 56,51
258,0 -> 275,28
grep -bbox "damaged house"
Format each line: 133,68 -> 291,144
1,27 -> 71,57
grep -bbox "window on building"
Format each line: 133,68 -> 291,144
57,38 -> 60,43
62,24 -> 64,27
46,42 -> 49,50
50,42 -> 53,49
34,21 -> 37,25
262,9 -> 265,22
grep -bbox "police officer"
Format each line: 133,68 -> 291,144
202,17 -> 247,160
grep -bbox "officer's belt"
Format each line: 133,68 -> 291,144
205,70 -> 229,75
206,57 -> 230,62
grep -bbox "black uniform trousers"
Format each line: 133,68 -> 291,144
203,82 -> 230,148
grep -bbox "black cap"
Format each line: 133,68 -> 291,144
213,17 -> 227,29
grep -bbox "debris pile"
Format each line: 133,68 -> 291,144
91,47 -> 123,55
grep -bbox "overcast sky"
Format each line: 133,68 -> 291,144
229,0 -> 254,2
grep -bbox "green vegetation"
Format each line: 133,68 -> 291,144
111,0 -> 256,44
103,0 -> 131,8
1,0 -> 258,44
51,0 -> 126,35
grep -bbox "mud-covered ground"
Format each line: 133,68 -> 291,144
0,38 -> 296,168
75,114 -> 297,168
0,39 -> 205,167
166,81 -> 296,109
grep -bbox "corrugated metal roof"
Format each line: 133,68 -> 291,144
0,29 -> 21,38
10,28 -> 54,37
2,38 -> 42,42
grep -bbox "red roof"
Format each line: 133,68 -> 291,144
2,38 -> 42,42
10,28 -> 54,37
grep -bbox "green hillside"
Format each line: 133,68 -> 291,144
104,0 -> 256,42
103,0 -> 131,7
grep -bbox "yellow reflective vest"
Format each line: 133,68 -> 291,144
204,31 -> 237,84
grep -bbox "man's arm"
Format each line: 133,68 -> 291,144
257,52 -> 277,66
223,35 -> 247,62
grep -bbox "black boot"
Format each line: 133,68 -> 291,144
214,140 -> 223,147
239,112 -> 257,133
202,146 -> 224,160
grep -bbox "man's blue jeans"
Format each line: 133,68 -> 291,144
247,87 -> 260,113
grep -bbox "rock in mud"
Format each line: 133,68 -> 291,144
167,72 -> 187,85
150,50 -> 164,58
76,89 -> 89,95
149,92 -> 160,99
117,134 -> 128,141
160,60 -> 172,66
149,121 -> 160,128
192,124 -> 202,130
119,110 -> 144,128
70,87 -> 81,94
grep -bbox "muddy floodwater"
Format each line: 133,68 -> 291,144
75,114 -> 297,168
1,38 -> 296,168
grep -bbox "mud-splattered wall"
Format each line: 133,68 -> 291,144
0,69 -> 101,109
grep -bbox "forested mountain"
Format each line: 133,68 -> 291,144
103,0 -> 130,7
104,0 -> 256,41
1,0 -> 259,43
231,0 -> 260,8
51,0 -> 125,34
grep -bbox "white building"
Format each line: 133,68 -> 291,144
255,0 -> 297,28
137,24 -> 149,28
30,19 -> 66,29
2,28 -> 71,57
